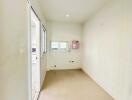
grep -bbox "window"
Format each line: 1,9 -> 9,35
51,41 -> 68,51
51,42 -> 59,50
44,30 -> 47,52
60,42 -> 67,49
41,24 -> 47,56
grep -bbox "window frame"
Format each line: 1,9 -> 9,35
50,41 -> 69,51
41,24 -> 47,56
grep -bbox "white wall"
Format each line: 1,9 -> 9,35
0,1 -> 3,99
0,0 -> 28,100
82,0 -> 132,100
47,21 -> 82,70
0,0 -> 47,100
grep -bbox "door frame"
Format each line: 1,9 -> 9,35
27,1 -> 41,100
31,6 -> 41,100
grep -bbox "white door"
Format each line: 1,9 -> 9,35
31,8 -> 41,100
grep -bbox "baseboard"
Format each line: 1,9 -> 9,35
37,71 -> 47,100
81,68 -> 115,100
47,66 -> 81,71
40,71 -> 46,89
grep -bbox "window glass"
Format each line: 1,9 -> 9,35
51,42 -> 59,49
51,41 -> 68,51
44,30 -> 47,52
60,42 -> 67,49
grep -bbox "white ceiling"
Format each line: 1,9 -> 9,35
38,0 -> 110,23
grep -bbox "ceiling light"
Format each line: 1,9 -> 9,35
65,14 -> 70,17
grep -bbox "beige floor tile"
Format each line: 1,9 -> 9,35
39,69 -> 114,100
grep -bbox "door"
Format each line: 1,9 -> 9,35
31,8 -> 41,100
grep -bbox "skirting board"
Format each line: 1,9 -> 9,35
40,72 -> 46,89
37,72 -> 46,100
47,66 -> 81,71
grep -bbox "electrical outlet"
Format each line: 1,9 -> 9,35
69,60 -> 75,63
50,65 -> 57,67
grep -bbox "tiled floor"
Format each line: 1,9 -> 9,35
39,69 -> 114,100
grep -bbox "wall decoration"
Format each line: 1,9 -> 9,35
72,40 -> 80,49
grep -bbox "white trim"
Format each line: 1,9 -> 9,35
47,67 -> 81,71
27,2 -> 32,100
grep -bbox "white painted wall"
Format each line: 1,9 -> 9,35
82,0 -> 132,100
0,1 -> 3,99
0,0 -> 47,100
47,21 -> 82,70
0,0 -> 28,100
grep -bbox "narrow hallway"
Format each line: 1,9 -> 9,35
1,0 -> 132,100
39,69 -> 113,100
